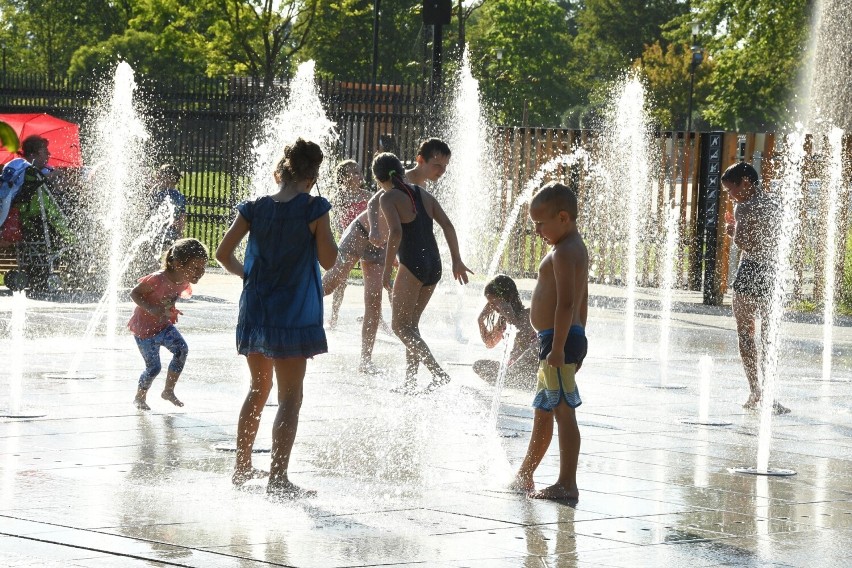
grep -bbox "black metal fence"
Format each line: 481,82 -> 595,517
0,72 -> 436,255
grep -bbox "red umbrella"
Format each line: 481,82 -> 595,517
0,113 -> 82,167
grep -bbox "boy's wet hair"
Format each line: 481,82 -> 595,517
416,138 -> 451,161
164,238 -> 208,271
372,152 -> 405,183
335,159 -> 358,187
484,274 -> 524,313
721,161 -> 759,185
275,138 -> 323,182
21,135 -> 48,157
531,181 -> 579,221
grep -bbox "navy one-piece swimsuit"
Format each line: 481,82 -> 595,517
398,185 -> 442,286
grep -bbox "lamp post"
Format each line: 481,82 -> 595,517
686,22 -> 704,134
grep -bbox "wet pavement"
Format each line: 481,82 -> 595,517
1,270 -> 851,567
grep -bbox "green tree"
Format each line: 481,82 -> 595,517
667,0 -> 811,131
572,0 -> 688,100
298,0 -> 374,78
467,0 -> 576,126
300,0 -> 427,82
0,0 -> 124,78
574,0 -> 688,71
635,40 -> 713,130
204,0 -> 319,84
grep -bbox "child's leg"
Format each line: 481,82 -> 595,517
733,293 -> 761,408
321,234 -> 359,297
268,357 -> 313,496
531,402 -> 580,501
233,353 -> 274,486
360,261 -> 384,371
512,409 -> 554,492
160,326 -> 188,407
134,335 -> 162,410
390,267 -> 447,390
330,283 -> 346,328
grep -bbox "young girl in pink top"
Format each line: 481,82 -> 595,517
129,238 -> 208,410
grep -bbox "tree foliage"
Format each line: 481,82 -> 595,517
635,40 -> 713,130
466,0 -> 576,126
573,0 -> 688,84
300,0 -> 428,82
0,0 -> 125,78
0,0 -> 819,130
666,0 -> 811,131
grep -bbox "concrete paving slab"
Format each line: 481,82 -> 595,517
1,269 -> 851,566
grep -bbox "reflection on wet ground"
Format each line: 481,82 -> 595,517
1,275 -> 850,566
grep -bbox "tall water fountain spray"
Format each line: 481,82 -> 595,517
87,62 -> 150,347
657,204 -> 682,387
801,0 -> 852,381
821,128 -> 844,380
249,61 -> 337,198
1,292 -> 45,418
598,75 -> 654,357
757,131 -> 804,474
441,48 -> 500,273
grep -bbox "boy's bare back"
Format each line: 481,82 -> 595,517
530,232 -> 588,332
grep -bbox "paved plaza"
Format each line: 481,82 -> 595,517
1,270 -> 851,567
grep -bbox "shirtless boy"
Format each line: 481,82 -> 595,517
512,181 -> 588,501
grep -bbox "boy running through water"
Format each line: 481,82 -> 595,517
513,181 -> 588,501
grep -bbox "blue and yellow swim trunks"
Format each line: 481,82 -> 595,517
532,326 -> 587,411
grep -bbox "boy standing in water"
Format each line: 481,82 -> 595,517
513,181 -> 588,501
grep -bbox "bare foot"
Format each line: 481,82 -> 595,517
743,393 -> 760,411
267,481 -> 317,499
772,401 -> 791,415
420,374 -> 451,394
161,390 -> 184,407
529,483 -> 579,502
508,477 -> 535,494
232,467 -> 269,487
359,361 -> 381,375
134,397 -> 150,411
391,380 -> 417,395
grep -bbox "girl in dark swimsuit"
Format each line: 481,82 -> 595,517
376,152 -> 473,394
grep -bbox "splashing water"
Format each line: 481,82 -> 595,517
821,127 -> 844,381
657,203 -> 680,385
487,325 -> 515,430
697,355 -> 713,423
486,150 -> 591,279
6,292 -> 26,414
249,61 -> 338,198
441,47 -> 500,273
757,129 -> 806,472
597,75 -> 654,357
85,61 -> 150,347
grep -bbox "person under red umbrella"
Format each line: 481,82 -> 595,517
0,113 -> 82,168
1,136 -> 73,258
